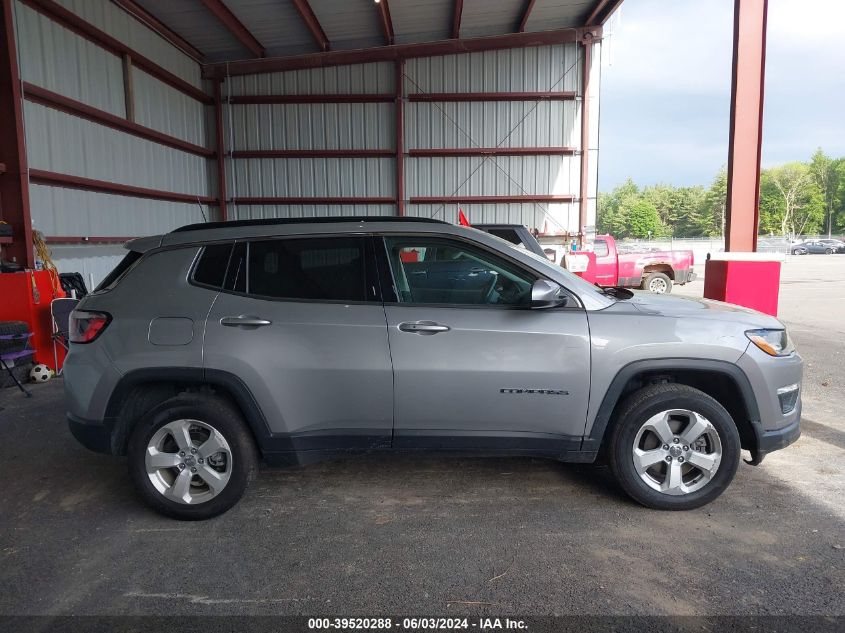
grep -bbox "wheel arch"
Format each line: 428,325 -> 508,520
584,359 -> 761,455
103,368 -> 271,456
641,264 -> 675,280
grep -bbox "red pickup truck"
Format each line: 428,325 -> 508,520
475,225 -> 696,294
592,235 -> 696,294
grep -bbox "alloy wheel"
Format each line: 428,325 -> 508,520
145,419 -> 233,504
632,409 -> 722,496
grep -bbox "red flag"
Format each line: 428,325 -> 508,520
458,208 -> 471,226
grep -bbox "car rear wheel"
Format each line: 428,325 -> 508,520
642,272 -> 672,294
608,383 -> 740,510
128,393 -> 258,520
825,248 -> 834,254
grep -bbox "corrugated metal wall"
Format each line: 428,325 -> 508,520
12,0 -> 213,286
221,43 -> 599,235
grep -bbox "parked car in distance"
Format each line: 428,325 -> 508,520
792,240 -> 840,255
818,239 -> 845,253
65,217 -> 802,519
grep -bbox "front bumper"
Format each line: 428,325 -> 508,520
747,415 -> 801,464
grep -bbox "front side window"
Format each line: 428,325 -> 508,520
384,236 -> 535,307
246,237 -> 367,302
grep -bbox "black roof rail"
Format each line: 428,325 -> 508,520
171,216 -> 450,233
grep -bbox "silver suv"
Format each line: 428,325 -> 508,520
64,218 -> 802,519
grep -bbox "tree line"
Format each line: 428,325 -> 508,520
597,149 -> 845,239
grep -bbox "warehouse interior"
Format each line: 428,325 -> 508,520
1,0 -> 618,288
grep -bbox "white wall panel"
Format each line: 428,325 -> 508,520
55,0 -> 202,87
29,186 -> 214,236
232,158 -> 394,198
50,244 -> 126,290
24,102 -> 212,197
227,62 -> 394,96
15,1 -> 125,116
230,205 -> 395,221
227,103 -> 394,151
133,69 -> 208,146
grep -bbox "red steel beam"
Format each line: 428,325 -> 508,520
29,170 -> 216,205
585,0 -> 623,26
231,149 -> 394,159
233,197 -> 396,205
377,0 -> 395,46
46,236 -> 134,244
725,0 -> 768,252
22,0 -> 212,104
203,26 -> 600,78
409,195 -> 574,204
111,0 -> 205,61
409,91 -> 576,102
291,0 -> 330,52
229,93 -> 394,104
0,0 -> 34,267
452,0 -> 463,39
395,59 -> 405,216
578,37 -> 592,247
517,0 -> 537,32
214,80 -> 228,221
409,147 -> 576,157
22,83 -> 214,158
199,0 -> 265,58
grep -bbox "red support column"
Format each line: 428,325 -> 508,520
214,79 -> 228,222
578,35 -> 592,247
395,59 -> 405,217
725,0 -> 768,252
0,0 -> 34,268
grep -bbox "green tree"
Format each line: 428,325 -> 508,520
698,168 -> 727,237
810,148 -> 843,237
620,198 -> 666,239
767,162 -> 824,237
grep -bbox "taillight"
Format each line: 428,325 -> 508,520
69,310 -> 111,344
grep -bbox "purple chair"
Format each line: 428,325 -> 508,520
0,331 -> 35,397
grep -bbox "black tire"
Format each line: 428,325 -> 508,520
608,383 -> 740,510
825,248 -> 834,254
127,393 -> 258,520
642,272 -> 673,294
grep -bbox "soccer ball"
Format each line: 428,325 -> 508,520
30,364 -> 54,383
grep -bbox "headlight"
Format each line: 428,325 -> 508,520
746,329 -> 794,357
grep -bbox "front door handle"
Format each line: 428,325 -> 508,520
220,315 -> 272,327
398,321 -> 450,335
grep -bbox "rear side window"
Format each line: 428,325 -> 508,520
95,251 -> 142,291
246,237 -> 367,302
593,240 -> 609,257
192,243 -> 233,289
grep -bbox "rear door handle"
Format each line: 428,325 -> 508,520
398,321 -> 450,335
220,315 -> 272,327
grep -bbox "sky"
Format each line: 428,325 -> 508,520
597,0 -> 845,191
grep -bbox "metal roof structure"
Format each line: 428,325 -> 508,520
113,0 -> 623,67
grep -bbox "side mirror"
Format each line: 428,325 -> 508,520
531,279 -> 568,309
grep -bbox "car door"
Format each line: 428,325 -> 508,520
203,235 -> 394,453
377,234 -> 591,454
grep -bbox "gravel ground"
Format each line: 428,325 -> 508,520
0,256 -> 843,617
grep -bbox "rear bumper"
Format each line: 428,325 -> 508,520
67,413 -> 114,455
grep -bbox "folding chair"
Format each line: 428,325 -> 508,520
0,331 -> 35,397
51,297 -> 79,375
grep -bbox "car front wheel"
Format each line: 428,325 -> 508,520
609,383 -> 740,510
128,393 -> 258,520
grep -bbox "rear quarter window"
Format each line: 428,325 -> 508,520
94,251 -> 142,292
192,243 -> 233,289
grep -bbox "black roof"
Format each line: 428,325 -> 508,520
171,216 -> 449,233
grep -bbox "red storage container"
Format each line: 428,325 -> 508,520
0,270 -> 66,369
703,254 -> 782,317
